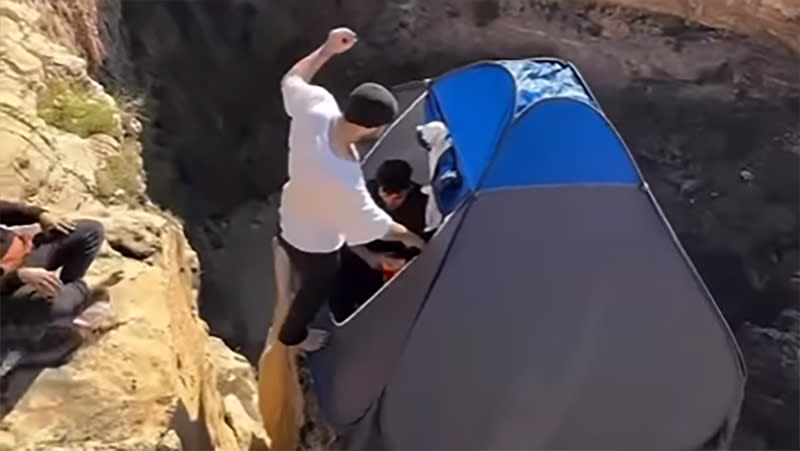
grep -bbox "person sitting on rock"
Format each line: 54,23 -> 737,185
0,199 -> 122,374
330,159 -> 430,321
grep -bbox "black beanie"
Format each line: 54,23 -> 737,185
343,82 -> 399,128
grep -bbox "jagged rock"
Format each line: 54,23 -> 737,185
208,337 -> 270,450
156,429 -> 183,451
734,309 -> 800,449
603,0 -> 800,54
0,0 -> 117,212
0,2 -> 267,450
224,395 -> 269,451
102,210 -> 166,261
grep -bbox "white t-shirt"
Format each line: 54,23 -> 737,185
278,75 -> 394,253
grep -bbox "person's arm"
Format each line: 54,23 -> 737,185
283,45 -> 333,86
281,28 -> 357,117
382,222 -> 425,250
338,180 -> 426,251
0,199 -> 45,226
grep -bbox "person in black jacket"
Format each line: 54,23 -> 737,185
0,199 -> 105,321
330,160 -> 431,321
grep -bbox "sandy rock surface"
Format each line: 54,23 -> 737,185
0,2 -> 268,449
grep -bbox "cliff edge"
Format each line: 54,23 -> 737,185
0,1 -> 268,449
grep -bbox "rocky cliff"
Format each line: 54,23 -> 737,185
0,1 -> 267,449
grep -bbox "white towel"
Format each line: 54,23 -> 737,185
416,121 -> 452,232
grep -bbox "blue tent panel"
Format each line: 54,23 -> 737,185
483,99 -> 640,188
428,63 -> 516,191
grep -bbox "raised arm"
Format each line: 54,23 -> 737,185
283,28 -> 356,84
281,27 -> 357,118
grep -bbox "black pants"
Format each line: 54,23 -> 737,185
1,219 -> 104,323
277,236 -> 340,346
329,247 -> 384,322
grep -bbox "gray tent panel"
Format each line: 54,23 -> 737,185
380,186 -> 744,450
308,204 -> 467,428
393,80 -> 429,111
361,86 -> 429,184
332,402 -> 386,451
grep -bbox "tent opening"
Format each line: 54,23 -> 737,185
328,85 -> 466,327
328,204 -> 459,327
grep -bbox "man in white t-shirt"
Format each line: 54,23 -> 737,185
277,27 -> 426,352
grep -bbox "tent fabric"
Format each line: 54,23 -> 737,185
307,204 -> 467,428
484,98 -> 640,188
305,57 -> 745,450
420,59 -> 612,215
427,63 -> 516,191
380,187 -> 742,450
498,59 -> 593,116
360,85 -> 428,184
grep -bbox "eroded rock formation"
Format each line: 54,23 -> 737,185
0,1 -> 267,449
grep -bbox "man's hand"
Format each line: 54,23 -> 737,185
324,27 -> 357,55
400,232 -> 425,250
366,253 -> 405,271
377,255 -> 406,271
17,267 -> 62,298
386,222 -> 426,250
39,211 -> 75,235
351,247 -> 404,271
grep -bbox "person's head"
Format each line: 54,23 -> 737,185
376,159 -> 413,211
341,82 -> 398,144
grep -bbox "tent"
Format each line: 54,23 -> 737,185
306,58 -> 746,450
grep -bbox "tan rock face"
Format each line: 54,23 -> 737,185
606,0 -> 800,54
0,1 -> 267,449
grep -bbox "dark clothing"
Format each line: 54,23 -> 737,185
0,200 -> 46,284
277,235 -> 341,346
278,181 -> 431,340
329,247 -> 384,322
366,180 -> 427,237
0,200 -> 45,257
1,219 -> 104,324
330,180 -> 430,321
365,180 -> 428,260
24,220 -> 103,286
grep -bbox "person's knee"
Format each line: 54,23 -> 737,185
72,219 -> 105,241
69,220 -> 105,255
277,317 -> 307,346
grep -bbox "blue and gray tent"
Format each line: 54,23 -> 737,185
307,58 -> 746,450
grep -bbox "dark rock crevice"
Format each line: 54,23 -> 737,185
108,0 -> 798,448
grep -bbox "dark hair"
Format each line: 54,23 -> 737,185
343,82 -> 399,128
376,159 -> 412,193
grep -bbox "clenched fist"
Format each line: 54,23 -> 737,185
325,27 -> 357,54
